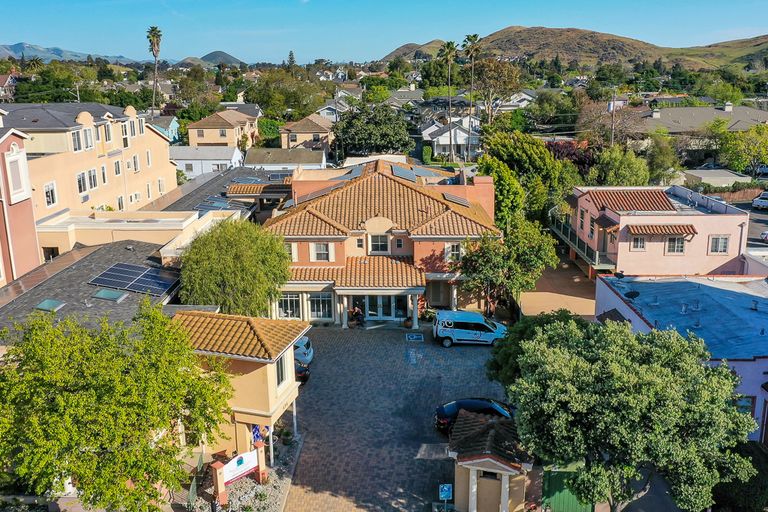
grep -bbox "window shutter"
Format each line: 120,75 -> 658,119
328,243 -> 335,262
291,243 -> 298,262
309,243 -> 317,262
444,242 -> 451,262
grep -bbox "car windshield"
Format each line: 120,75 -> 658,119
484,318 -> 497,330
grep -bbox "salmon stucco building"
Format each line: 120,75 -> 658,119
188,110 -> 259,149
263,160 -> 498,327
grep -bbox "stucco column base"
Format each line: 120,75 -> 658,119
568,247 -> 577,261
210,461 -> 228,506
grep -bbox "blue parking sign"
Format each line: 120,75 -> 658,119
439,483 -> 453,501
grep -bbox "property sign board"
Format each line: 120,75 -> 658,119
439,483 -> 453,501
222,450 -> 259,485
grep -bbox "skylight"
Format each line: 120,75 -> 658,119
92,288 -> 129,303
35,299 -> 66,313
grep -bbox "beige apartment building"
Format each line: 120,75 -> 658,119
2,103 -> 178,228
188,110 -> 259,149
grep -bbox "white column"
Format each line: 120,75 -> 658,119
292,399 -> 298,437
300,292 -> 310,322
450,284 -> 458,311
268,425 -> 274,466
342,295 -> 348,329
469,468 -> 478,512
411,294 -> 419,329
333,293 -> 341,325
500,473 -> 510,512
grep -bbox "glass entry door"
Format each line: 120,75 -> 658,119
365,295 -> 398,319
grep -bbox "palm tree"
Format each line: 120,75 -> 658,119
146,26 -> 162,120
462,34 -> 481,160
26,57 -> 44,73
438,41 -> 458,163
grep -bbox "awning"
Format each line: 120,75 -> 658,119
594,214 -> 619,231
627,224 -> 698,236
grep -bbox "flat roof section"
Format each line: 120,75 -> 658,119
602,275 -> 768,360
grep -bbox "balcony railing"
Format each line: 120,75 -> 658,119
549,217 -> 616,269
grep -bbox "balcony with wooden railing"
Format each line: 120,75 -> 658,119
549,216 -> 616,270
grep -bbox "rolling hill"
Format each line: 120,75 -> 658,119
0,42 -> 137,64
200,51 -> 243,66
382,26 -> 768,70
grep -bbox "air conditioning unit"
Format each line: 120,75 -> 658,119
80,194 -> 90,203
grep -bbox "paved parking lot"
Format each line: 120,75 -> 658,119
284,327 -> 504,512
735,200 -> 768,248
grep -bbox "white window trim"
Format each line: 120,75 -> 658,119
708,235 -> 730,255
444,241 -> 464,262
146,182 -> 152,200
133,154 -> 140,173
368,234 -> 390,255
117,195 -> 124,211
43,181 -> 57,208
665,236 -> 686,255
158,178 -> 165,195
630,236 -> 646,252
87,168 -> 98,190
76,172 -> 88,195
104,123 -> 113,143
100,165 -> 108,185
310,242 -> 334,262
4,145 -> 32,204
83,128 -> 94,150
114,160 -> 122,176
71,131 -> 83,153
276,354 -> 287,389
146,149 -> 152,168
138,118 -> 145,135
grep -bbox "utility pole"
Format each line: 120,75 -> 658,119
610,85 -> 617,146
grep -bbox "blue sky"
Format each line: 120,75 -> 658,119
7,0 -> 768,63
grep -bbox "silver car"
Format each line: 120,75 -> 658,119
294,336 -> 314,365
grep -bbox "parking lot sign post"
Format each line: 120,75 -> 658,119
439,483 -> 452,510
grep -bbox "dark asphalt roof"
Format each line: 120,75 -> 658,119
448,410 -> 532,467
0,241 -> 169,335
2,102 -> 132,131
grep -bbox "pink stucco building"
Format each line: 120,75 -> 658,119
551,185 -> 749,278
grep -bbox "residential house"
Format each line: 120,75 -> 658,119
279,114 -> 334,153
123,80 -> 177,103
150,115 -> 180,144
0,115 -> 41,284
188,110 -> 259,149
336,86 -> 363,102
550,185 -> 749,279
595,274 -> 768,444
1,103 -> 178,221
0,73 -> 18,103
262,160 -> 498,327
244,148 -> 325,173
170,146 -> 243,178
633,104 -> 768,144
424,121 -> 481,161
315,98 -> 351,123
449,410 -> 533,512
493,89 -> 537,113
220,102 -> 263,120
173,311 -> 308,463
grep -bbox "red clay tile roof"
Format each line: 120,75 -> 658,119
264,160 -> 497,238
228,184 -> 266,195
627,224 -> 697,235
174,310 -> 309,361
289,256 -> 425,289
585,189 -> 675,212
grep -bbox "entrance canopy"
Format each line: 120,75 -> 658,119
290,256 -> 426,295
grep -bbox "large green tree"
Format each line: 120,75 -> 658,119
180,219 -> 291,316
438,41 -> 459,162
0,301 -> 231,511
512,320 -> 756,512
476,155 -> 525,229
720,124 -> 768,175
474,59 -> 520,124
244,68 -> 328,120
457,216 -> 558,315
645,132 -> 680,184
589,145 -> 650,186
146,26 -> 162,119
333,104 -> 415,157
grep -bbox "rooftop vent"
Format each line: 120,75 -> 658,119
723,102 -> 733,113
752,300 -> 759,311
651,108 -> 661,119
692,299 -> 701,311
680,303 -> 688,315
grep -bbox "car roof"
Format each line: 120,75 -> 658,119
435,309 -> 486,322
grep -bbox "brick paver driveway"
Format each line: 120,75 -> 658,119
284,326 -> 504,512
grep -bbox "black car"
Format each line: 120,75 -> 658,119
295,362 -> 310,384
434,398 -> 513,434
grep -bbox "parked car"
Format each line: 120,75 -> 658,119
294,336 -> 314,365
432,310 -> 507,348
753,192 -> 768,210
295,362 -> 310,384
434,398 -> 514,434
755,164 -> 768,177
760,231 -> 768,243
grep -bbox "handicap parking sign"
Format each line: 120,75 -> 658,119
406,333 -> 424,342
439,483 -> 452,501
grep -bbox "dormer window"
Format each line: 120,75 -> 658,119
370,235 -> 389,254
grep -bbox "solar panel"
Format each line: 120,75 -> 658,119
330,165 -> 363,181
413,166 -> 442,177
443,192 -> 471,207
392,165 -> 417,182
296,182 -> 345,203
89,263 -> 180,297
231,176 -> 265,184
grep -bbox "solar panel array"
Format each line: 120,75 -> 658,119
231,176 -> 266,184
330,166 -> 363,181
392,165 -> 417,182
413,166 -> 442,177
194,195 -> 251,212
296,182 -> 345,203
443,192 -> 471,207
88,262 -> 181,297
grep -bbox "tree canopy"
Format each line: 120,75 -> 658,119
511,320 -> 756,512
588,145 -> 650,186
0,301 -> 231,511
645,132 -> 680,184
720,124 -> 768,175
474,59 -> 520,123
180,219 -> 291,316
332,104 -> 415,157
476,155 -> 525,230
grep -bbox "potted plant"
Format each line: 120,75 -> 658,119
281,430 -> 294,446
403,317 -> 413,329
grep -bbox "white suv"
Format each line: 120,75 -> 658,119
752,192 -> 768,210
432,310 -> 507,348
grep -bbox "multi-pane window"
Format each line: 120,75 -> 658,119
631,236 -> 645,251
138,118 -> 145,135
667,237 -> 685,254
447,243 -> 462,261
588,217 -> 595,239
309,292 -> 333,319
219,129 -> 227,138
95,125 -> 101,141
734,396 -> 755,417
396,238 -> 403,249
579,209 -> 585,230
276,354 -> 286,387
132,154 -> 140,172
312,133 -> 320,142
121,123 -> 130,148
196,129 -> 204,138
356,238 -> 364,249
289,134 -> 297,142
185,163 -> 193,173
101,165 -> 108,185
87,169 -> 98,189
114,160 -> 122,176
76,172 -> 87,194
710,236 -> 729,254
117,195 -> 124,211
83,128 -> 94,149
146,182 -> 152,200
314,243 -> 330,261
158,179 -> 165,194
104,123 -> 112,142
370,235 -> 388,253
129,120 -> 136,137
278,293 -> 301,319
72,131 -> 83,152
44,182 -> 57,207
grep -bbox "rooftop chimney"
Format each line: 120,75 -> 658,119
723,102 -> 733,113
651,108 -> 661,119
409,83 -> 416,91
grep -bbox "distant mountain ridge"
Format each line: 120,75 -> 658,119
382,26 -> 768,69
0,42 -> 138,64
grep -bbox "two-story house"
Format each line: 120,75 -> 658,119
550,185 -> 749,279
1,103 -> 178,236
188,110 -> 259,149
0,113 -> 41,285
279,114 -> 334,153
263,160 -> 498,327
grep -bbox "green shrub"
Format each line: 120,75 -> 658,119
257,118 -> 283,147
698,180 -> 767,194
422,145 -> 433,164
